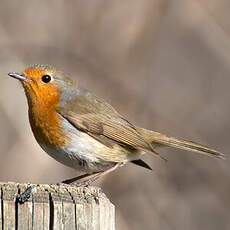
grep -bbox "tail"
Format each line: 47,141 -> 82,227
138,128 -> 225,159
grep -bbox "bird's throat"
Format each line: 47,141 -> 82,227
27,92 -> 67,149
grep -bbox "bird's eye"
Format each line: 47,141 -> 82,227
41,75 -> 52,83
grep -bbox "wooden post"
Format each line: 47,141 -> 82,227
0,182 -> 115,230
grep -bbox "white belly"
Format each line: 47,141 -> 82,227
39,118 -> 141,173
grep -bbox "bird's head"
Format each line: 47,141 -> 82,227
8,65 -> 77,108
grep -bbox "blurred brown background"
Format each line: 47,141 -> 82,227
0,0 -> 229,229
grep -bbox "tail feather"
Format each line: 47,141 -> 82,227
138,128 -> 225,159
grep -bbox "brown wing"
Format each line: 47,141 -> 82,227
58,89 -> 156,153
61,111 -> 152,150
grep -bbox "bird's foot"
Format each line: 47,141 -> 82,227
73,180 -> 91,187
59,180 -> 91,187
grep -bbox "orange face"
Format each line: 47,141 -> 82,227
8,65 -> 70,147
9,64 -> 76,111
21,66 -> 60,110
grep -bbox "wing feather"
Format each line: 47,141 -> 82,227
58,89 -> 156,154
62,112 -> 151,150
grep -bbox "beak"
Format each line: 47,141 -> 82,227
8,72 -> 27,81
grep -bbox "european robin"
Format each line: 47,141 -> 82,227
8,65 -> 224,187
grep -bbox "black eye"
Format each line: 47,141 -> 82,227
41,75 -> 52,83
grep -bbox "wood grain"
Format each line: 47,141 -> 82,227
0,182 -> 115,230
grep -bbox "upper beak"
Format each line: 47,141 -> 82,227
8,72 -> 27,81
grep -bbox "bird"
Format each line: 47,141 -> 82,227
8,65 -> 224,188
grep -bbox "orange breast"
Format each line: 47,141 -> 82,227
27,90 -> 67,148
29,108 -> 66,148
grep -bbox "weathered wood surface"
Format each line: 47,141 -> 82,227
0,182 -> 115,230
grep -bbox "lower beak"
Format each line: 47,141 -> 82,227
8,72 -> 27,81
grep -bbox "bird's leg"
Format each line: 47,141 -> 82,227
62,173 -> 95,184
73,163 -> 121,186
63,163 -> 121,186
83,163 -> 120,185
70,172 -> 103,186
